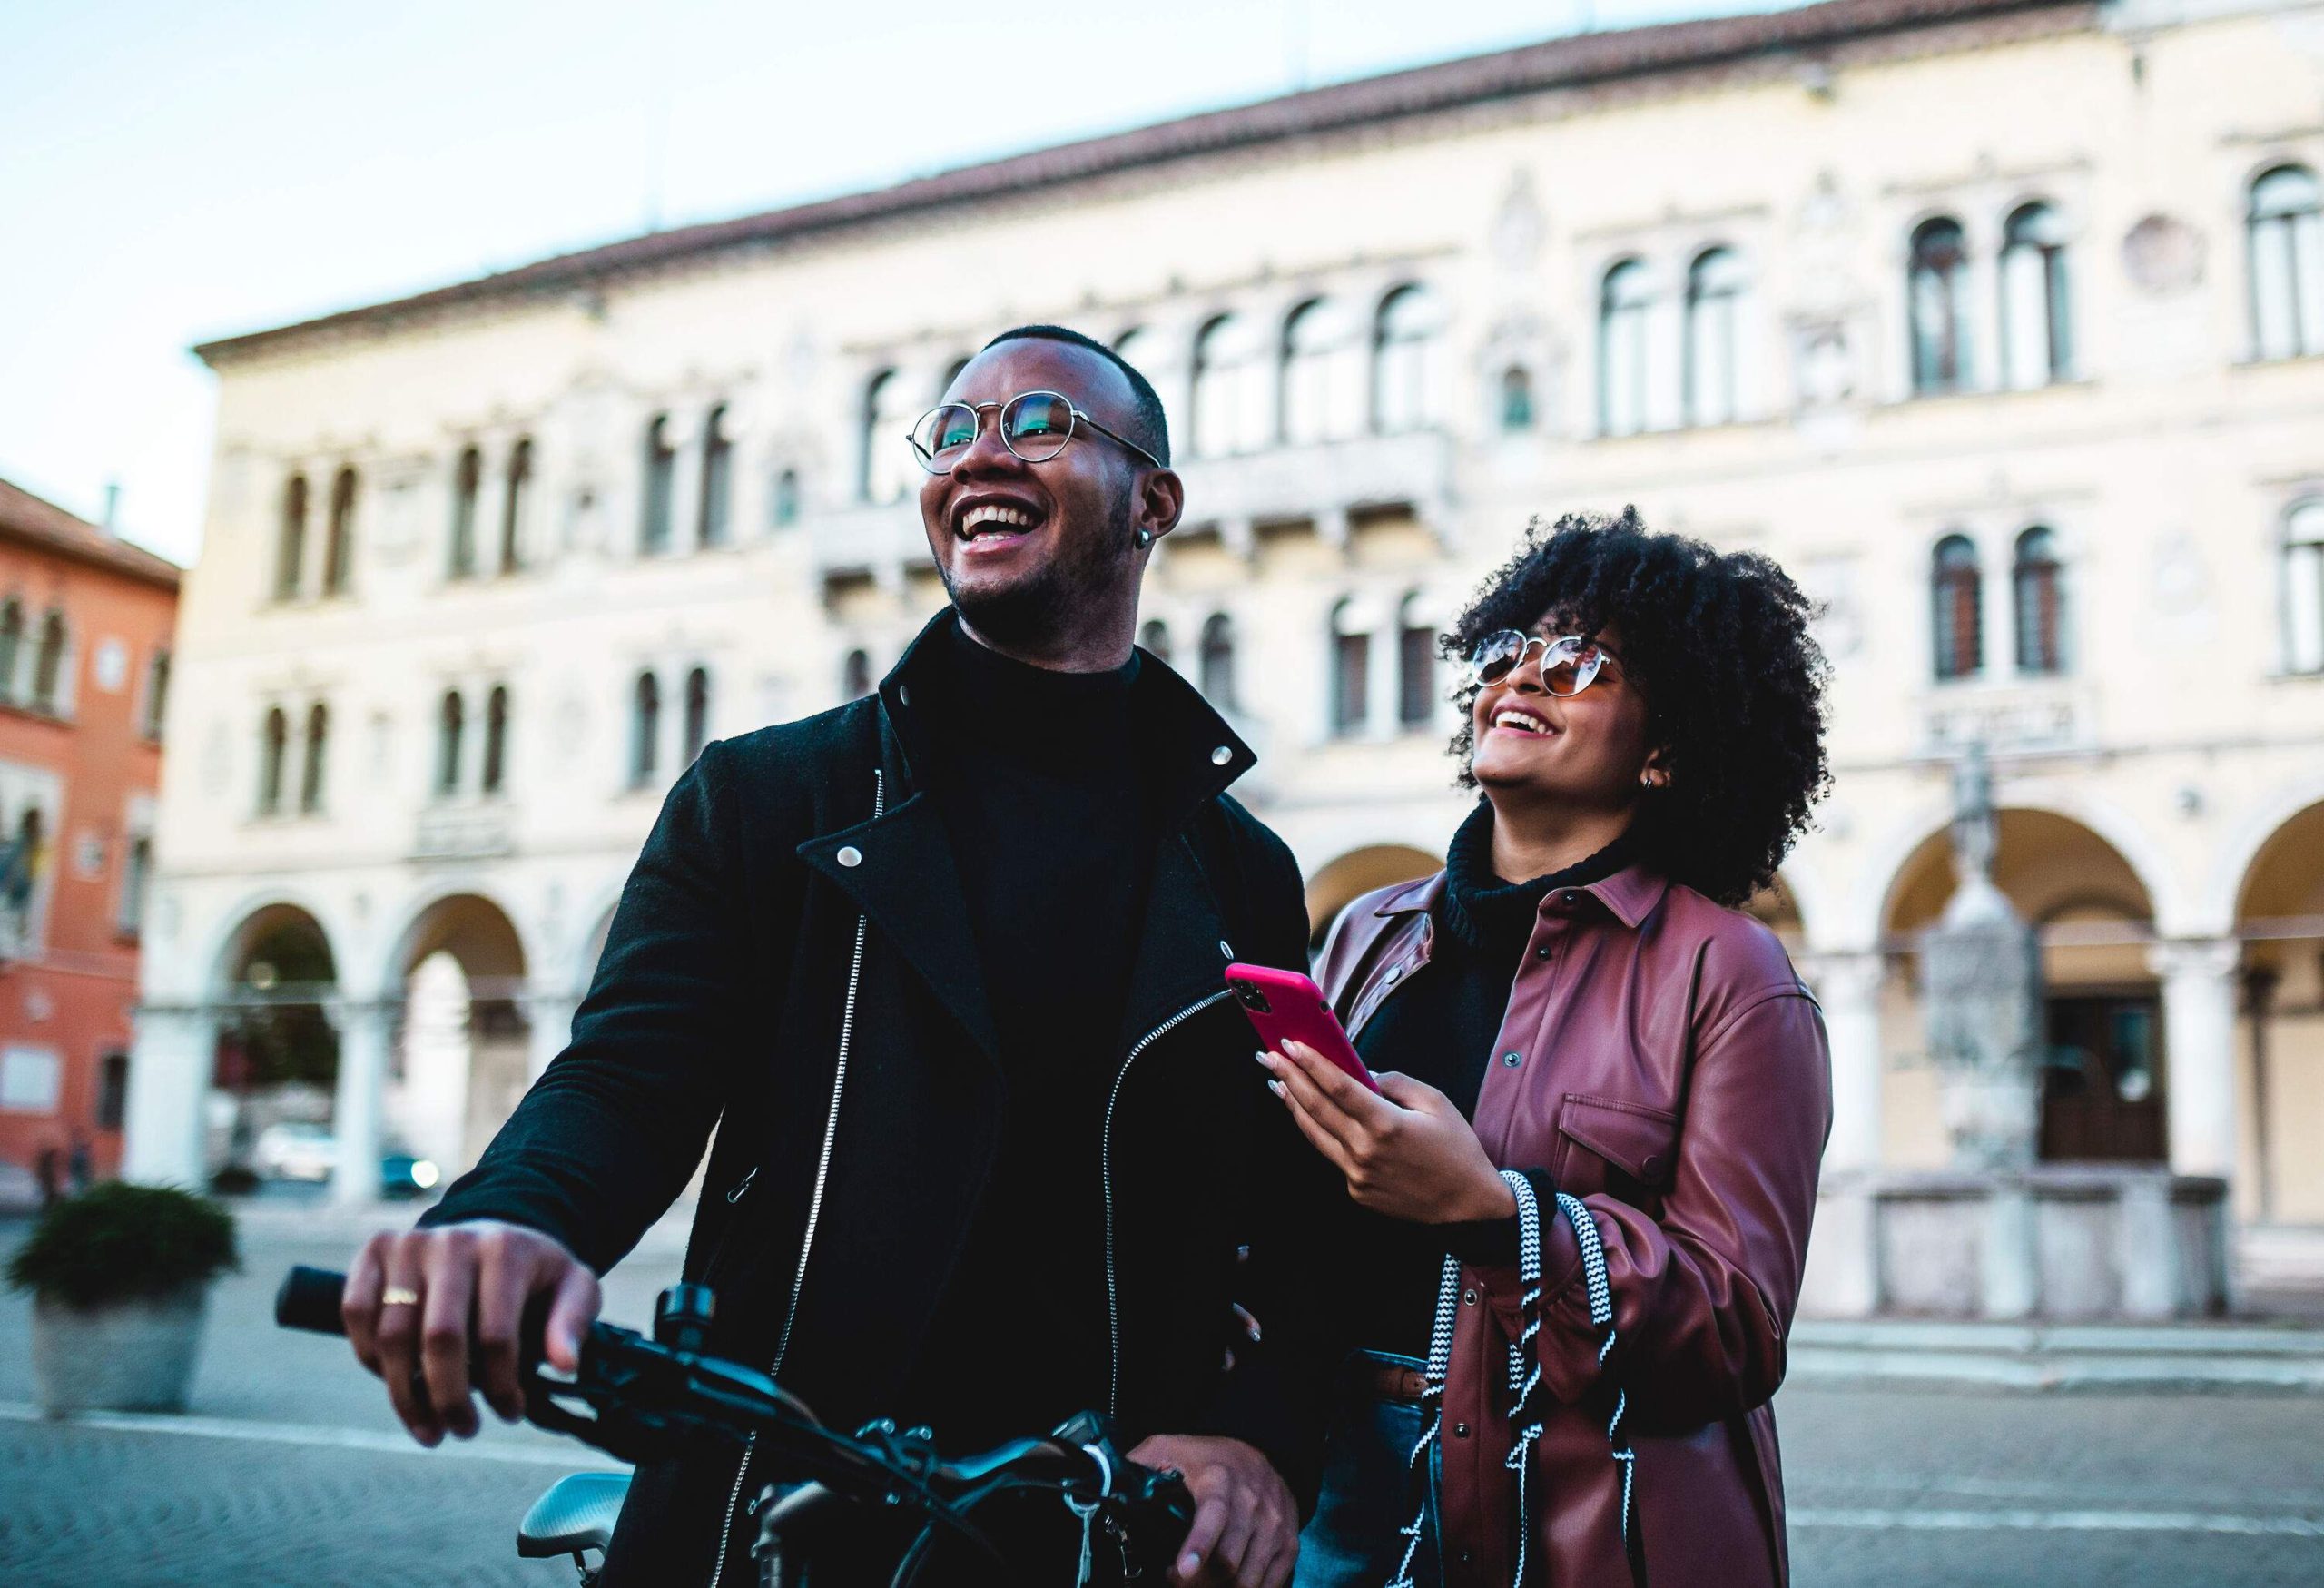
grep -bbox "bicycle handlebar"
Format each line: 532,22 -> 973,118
275,1266 -> 1194,1583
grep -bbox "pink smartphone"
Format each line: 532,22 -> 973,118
1226,963 -> 1381,1093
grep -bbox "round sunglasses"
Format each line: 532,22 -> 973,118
1463,631 -> 1621,696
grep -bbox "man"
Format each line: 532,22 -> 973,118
340,326 -> 1324,1587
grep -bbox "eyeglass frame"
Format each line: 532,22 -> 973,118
906,390 -> 1167,475
1462,630 -> 1628,696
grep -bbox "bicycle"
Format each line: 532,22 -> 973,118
275,1266 -> 1195,1588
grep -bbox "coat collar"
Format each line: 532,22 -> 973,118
1370,861 -> 1669,931
801,605 -> 1257,1067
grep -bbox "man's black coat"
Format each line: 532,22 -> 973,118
424,611 -> 1325,1585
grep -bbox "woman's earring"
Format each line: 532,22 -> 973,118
1135,528 -> 1153,549
1640,771 -> 1656,789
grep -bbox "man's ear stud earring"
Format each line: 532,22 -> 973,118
1135,528 -> 1154,549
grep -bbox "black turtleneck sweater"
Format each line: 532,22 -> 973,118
896,618 -> 1154,1448
1344,800 -> 1635,1359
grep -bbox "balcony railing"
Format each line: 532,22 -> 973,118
800,428 -> 1456,585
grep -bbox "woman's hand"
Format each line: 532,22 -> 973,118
1259,1041 -> 1517,1226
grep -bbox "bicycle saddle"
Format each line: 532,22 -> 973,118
517,1471 -> 632,1559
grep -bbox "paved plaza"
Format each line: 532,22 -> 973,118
5,1220 -> 2323,1586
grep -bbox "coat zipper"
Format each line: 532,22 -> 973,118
711,771 -> 881,1586
1102,988 -> 1234,1415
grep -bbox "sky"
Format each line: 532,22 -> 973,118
1,0 -> 1794,567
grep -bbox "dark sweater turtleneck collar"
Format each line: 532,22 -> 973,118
924,614 -> 1141,763
1439,799 -> 1637,952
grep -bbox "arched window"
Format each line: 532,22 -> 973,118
1909,217 -> 1972,394
448,446 -> 482,578
29,611 -> 65,713
1373,283 -> 1443,433
771,468 -> 802,528
682,666 -> 711,764
862,370 -> 919,504
2000,203 -> 2071,390
2250,165 -> 2324,360
259,706 -> 289,814
436,690 -> 465,796
2284,498 -> 2324,675
1330,597 -> 1372,736
1139,619 -> 1172,665
1499,366 -> 1534,432
1598,259 -> 1651,436
641,416 -> 675,553
300,703 -> 329,814
500,438 -> 531,573
6,808 -> 42,916
842,649 -> 872,700
699,405 -> 733,548
323,467 -> 357,596
1931,535 -> 1983,681
1199,614 -> 1237,712
275,473 -> 308,601
2012,528 -> 2065,675
482,685 -> 509,794
141,648 -> 169,741
1191,314 -> 1266,458
0,599 -> 23,702
630,672 -> 660,786
1397,592 -> 1437,727
1684,246 -> 1748,427
1280,299 -> 1359,444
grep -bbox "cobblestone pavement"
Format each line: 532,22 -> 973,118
5,1221 -> 2323,1586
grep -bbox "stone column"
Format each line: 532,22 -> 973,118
1804,952 -> 1886,1174
330,999 -> 395,1207
527,992 -> 579,1081
121,1004 -> 218,1187
2150,939 -> 2242,1182
1796,952 -> 1886,1318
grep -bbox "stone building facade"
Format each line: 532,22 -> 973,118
126,0 -> 2324,1248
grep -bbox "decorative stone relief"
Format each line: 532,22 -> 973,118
1489,168 -> 1546,274
2122,215 -> 2204,297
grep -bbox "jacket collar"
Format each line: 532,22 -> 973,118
803,605 -> 1256,1067
1370,858 -> 1669,932
876,606 -> 1257,828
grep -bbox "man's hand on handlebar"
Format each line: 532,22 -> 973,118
341,1220 -> 600,1446
1127,1434 -> 1296,1588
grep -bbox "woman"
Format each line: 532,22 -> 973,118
1268,511 -> 1831,1588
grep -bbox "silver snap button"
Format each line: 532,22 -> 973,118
1502,1050 -> 1521,1068
897,685 -> 911,706
1210,745 -> 1232,765
1561,889 -> 1583,906
1218,940 -> 1234,959
836,845 -> 862,868
1384,965 -> 1402,983
1461,1287 -> 1477,1306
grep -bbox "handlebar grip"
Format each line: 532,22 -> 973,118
277,1265 -> 349,1336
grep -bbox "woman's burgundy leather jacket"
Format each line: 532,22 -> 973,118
1315,863 -> 1831,1587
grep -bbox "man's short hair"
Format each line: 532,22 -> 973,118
980,324 -> 1171,467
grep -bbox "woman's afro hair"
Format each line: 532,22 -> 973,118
1443,508 -> 1831,907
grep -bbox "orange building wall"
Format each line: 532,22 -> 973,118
0,532 -> 176,1187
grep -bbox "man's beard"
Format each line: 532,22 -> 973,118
940,483 -> 1136,652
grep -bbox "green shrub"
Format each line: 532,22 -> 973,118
5,1182 -> 240,1307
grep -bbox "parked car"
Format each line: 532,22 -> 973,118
246,1124 -> 440,1198
250,1121 -> 335,1182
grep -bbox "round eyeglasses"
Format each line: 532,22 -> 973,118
1464,631 -> 1620,696
908,390 -> 1165,474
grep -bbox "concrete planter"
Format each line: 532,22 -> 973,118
31,1281 -> 212,1415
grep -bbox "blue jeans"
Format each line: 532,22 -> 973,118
1293,1352 -> 1442,1588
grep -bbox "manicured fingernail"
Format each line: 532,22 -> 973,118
1267,1080 -> 1286,1097
1182,1553 -> 1201,1574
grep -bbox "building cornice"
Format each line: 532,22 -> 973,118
192,0 -> 2092,370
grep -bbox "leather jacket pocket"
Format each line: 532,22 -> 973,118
1553,1094 -> 1680,1210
